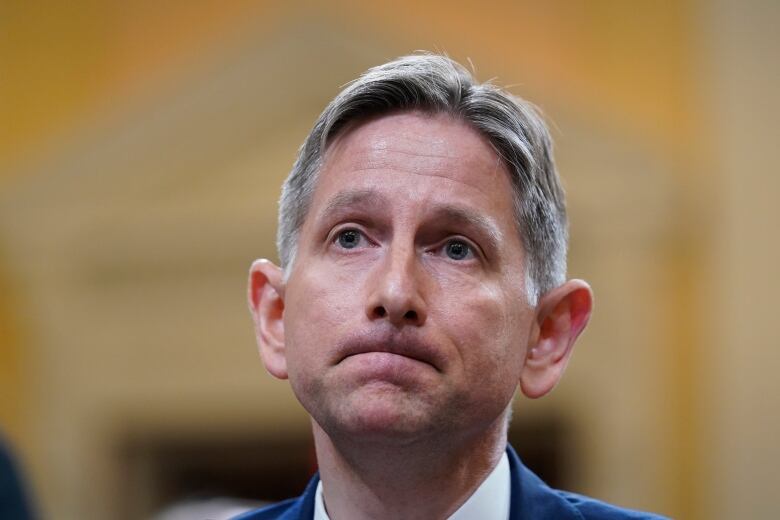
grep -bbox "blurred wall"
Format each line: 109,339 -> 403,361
698,1 -> 780,518
0,1 -> 777,519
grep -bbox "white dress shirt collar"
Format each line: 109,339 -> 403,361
314,451 -> 511,520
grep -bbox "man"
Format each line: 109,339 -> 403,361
239,54 -> 665,519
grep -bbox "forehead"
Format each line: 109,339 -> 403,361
318,111 -> 515,209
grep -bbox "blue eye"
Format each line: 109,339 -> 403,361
337,229 -> 362,249
445,240 -> 471,260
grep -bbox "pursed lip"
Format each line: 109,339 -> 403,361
337,332 -> 444,373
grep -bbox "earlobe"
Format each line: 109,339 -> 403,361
520,279 -> 593,399
248,259 -> 288,380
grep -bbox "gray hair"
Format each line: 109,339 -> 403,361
277,53 -> 567,305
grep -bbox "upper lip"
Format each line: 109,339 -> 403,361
337,331 -> 444,372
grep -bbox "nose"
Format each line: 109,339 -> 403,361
365,244 -> 427,327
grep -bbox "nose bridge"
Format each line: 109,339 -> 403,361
366,236 -> 427,326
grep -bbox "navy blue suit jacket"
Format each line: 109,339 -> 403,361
232,445 -> 667,519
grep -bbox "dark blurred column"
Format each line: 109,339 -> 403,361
0,436 -> 35,520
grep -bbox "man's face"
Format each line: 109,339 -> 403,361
281,111 -> 535,444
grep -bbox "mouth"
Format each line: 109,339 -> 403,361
337,334 -> 443,373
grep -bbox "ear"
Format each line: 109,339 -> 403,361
520,279 -> 593,399
247,259 -> 288,380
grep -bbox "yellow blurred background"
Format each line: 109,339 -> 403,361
1,1 -> 777,518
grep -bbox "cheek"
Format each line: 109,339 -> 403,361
438,277 -> 529,374
284,262 -> 364,363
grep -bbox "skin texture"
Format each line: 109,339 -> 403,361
249,111 -> 593,520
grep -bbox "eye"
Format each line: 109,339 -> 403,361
444,239 -> 472,260
336,229 -> 363,249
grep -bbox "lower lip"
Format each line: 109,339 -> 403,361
340,352 -> 434,382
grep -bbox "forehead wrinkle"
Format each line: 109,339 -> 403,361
325,114 -> 508,199
367,138 -> 456,160
345,165 -> 487,187
347,146 -> 458,175
343,154 -> 506,201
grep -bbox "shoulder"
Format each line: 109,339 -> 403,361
230,473 -> 318,520
506,445 -> 668,520
556,490 -> 670,520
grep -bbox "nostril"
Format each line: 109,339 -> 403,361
404,310 -> 418,321
374,306 -> 387,318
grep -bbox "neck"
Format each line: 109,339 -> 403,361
312,411 -> 509,520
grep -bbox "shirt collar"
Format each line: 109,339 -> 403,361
313,452 -> 510,520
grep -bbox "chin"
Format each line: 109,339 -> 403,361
320,390 -> 441,444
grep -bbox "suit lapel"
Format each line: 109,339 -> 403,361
280,473 -> 318,520
507,445 -> 584,520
